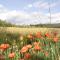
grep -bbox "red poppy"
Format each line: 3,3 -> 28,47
0,54 -> 5,60
0,44 -> 9,51
26,44 -> 32,49
45,33 -> 51,38
24,53 -> 31,59
53,32 -> 58,37
34,45 -> 41,51
20,46 -> 28,53
44,51 -> 49,57
53,37 -> 58,43
35,32 -> 42,38
33,42 -> 40,46
27,34 -> 33,39
8,52 -> 15,58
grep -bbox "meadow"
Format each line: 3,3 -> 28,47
1,27 -> 60,33
0,27 -> 60,60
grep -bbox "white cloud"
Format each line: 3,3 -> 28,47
0,4 -> 60,25
1,10 -> 60,25
26,1 -> 57,10
46,13 -> 60,23
0,4 -> 3,8
28,4 -> 32,8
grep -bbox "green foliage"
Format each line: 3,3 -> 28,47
0,19 -> 60,27
30,23 -> 60,28
0,31 -> 20,45
0,31 -> 60,60
0,20 -> 16,27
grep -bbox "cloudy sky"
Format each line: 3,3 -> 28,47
0,0 -> 60,25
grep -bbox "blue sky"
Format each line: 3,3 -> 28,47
0,0 -> 59,12
0,0 -> 60,25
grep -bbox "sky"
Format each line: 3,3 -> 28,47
0,0 -> 60,25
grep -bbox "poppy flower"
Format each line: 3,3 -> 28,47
44,51 -> 49,57
5,44 -> 9,49
0,54 -> 5,60
53,37 -> 58,43
33,42 -> 40,46
26,44 -> 32,49
35,32 -> 42,38
27,34 -> 33,39
20,46 -> 28,53
45,33 -> 51,38
0,44 -> 9,51
24,53 -> 31,59
8,52 -> 15,58
34,45 -> 41,51
53,32 -> 58,37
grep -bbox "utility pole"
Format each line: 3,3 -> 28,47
48,0 -> 51,24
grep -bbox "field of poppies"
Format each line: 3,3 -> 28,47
0,30 -> 60,60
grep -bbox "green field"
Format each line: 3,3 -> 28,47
0,27 -> 60,60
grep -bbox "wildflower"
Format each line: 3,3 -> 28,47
33,42 -> 40,46
0,54 -> 5,60
53,37 -> 58,43
45,33 -> 51,38
26,44 -> 32,49
53,31 -> 58,37
0,44 -> 9,51
8,52 -> 15,58
35,32 -> 42,38
27,34 -> 33,39
44,51 -> 49,57
34,45 -> 41,51
24,53 -> 31,59
20,46 -> 28,53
